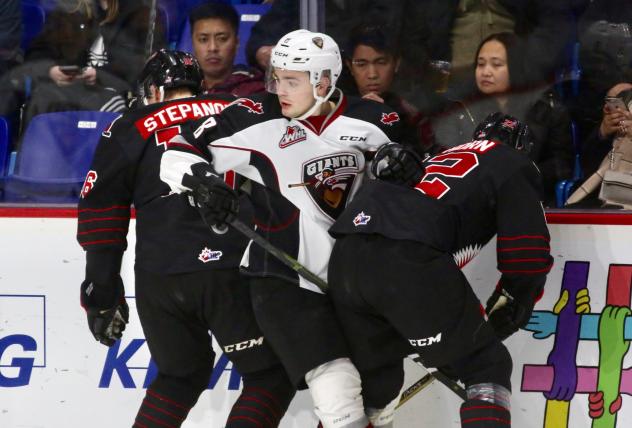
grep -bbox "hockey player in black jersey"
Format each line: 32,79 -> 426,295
76,50 -> 294,428
159,30 -> 402,428
328,113 -> 553,428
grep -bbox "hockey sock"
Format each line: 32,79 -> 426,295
226,365 -> 295,427
317,423 -> 374,428
460,399 -> 511,427
133,387 -> 193,427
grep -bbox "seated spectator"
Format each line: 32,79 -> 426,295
1,0 -> 165,126
570,1 -> 632,154
416,0 -> 575,100
582,83 -> 632,177
90,0 -> 166,93
566,82 -> 632,208
344,24 -> 439,157
189,2 -> 264,96
244,0 -> 430,106
433,32 -> 573,206
0,0 -> 22,76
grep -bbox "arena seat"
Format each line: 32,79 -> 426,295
0,116 -> 10,179
556,121 -> 583,207
3,111 -> 119,203
21,1 -> 46,52
176,3 -> 271,66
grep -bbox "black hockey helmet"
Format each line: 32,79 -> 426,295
472,112 -> 534,154
136,49 -> 203,102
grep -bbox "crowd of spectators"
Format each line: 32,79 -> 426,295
0,0 -> 631,209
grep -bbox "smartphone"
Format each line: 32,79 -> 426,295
605,96 -> 627,111
59,65 -> 81,76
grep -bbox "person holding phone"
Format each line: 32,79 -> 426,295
578,82 -> 632,181
601,86 -> 632,138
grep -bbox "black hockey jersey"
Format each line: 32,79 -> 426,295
171,90 -> 402,292
76,94 -> 250,278
331,139 -> 553,294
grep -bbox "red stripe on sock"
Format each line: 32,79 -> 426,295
462,416 -> 510,425
227,415 -> 265,427
142,399 -> 187,421
232,405 -> 274,427
137,411 -> 177,428
147,389 -> 189,411
461,404 -> 508,413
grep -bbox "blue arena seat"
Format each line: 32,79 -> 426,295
0,116 -> 10,184
3,111 -> 119,203
177,3 -> 271,66
555,120 -> 584,207
21,1 -> 46,52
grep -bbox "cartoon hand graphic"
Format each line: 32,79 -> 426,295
553,289 -> 569,314
525,311 -> 557,339
592,305 -> 631,427
575,288 -> 591,314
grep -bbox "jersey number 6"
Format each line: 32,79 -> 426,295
414,151 -> 479,199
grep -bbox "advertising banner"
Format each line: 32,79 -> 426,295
1,210 -> 631,427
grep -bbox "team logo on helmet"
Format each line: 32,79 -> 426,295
80,170 -> 98,199
353,211 -> 371,226
312,37 -> 324,49
279,125 -> 307,148
183,56 -> 193,66
380,112 -> 400,126
234,98 -> 264,114
299,153 -> 360,220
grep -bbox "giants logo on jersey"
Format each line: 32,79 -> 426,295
380,111 -> 400,126
301,153 -> 360,220
234,98 -> 264,114
80,170 -> 98,198
279,125 -> 306,148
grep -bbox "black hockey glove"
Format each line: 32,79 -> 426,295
80,276 -> 129,347
485,285 -> 543,341
371,142 -> 425,187
183,162 -> 239,228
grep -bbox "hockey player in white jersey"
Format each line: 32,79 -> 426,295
160,30 -> 402,428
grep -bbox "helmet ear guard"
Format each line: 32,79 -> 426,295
473,112 -> 535,155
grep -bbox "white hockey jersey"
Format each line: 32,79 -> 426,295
168,90 -> 402,292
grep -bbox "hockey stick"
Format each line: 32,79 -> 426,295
220,216 -> 467,403
228,217 -> 329,292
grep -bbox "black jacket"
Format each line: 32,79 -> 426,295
433,88 -> 573,205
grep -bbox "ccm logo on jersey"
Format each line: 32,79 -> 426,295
279,125 -> 306,148
353,211 -> 371,226
380,112 -> 400,126
80,170 -> 98,198
198,247 -> 223,263
224,336 -> 264,353
409,333 -> 442,347
234,98 -> 264,114
339,135 -> 367,142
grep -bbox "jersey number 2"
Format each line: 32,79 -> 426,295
414,151 -> 479,199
